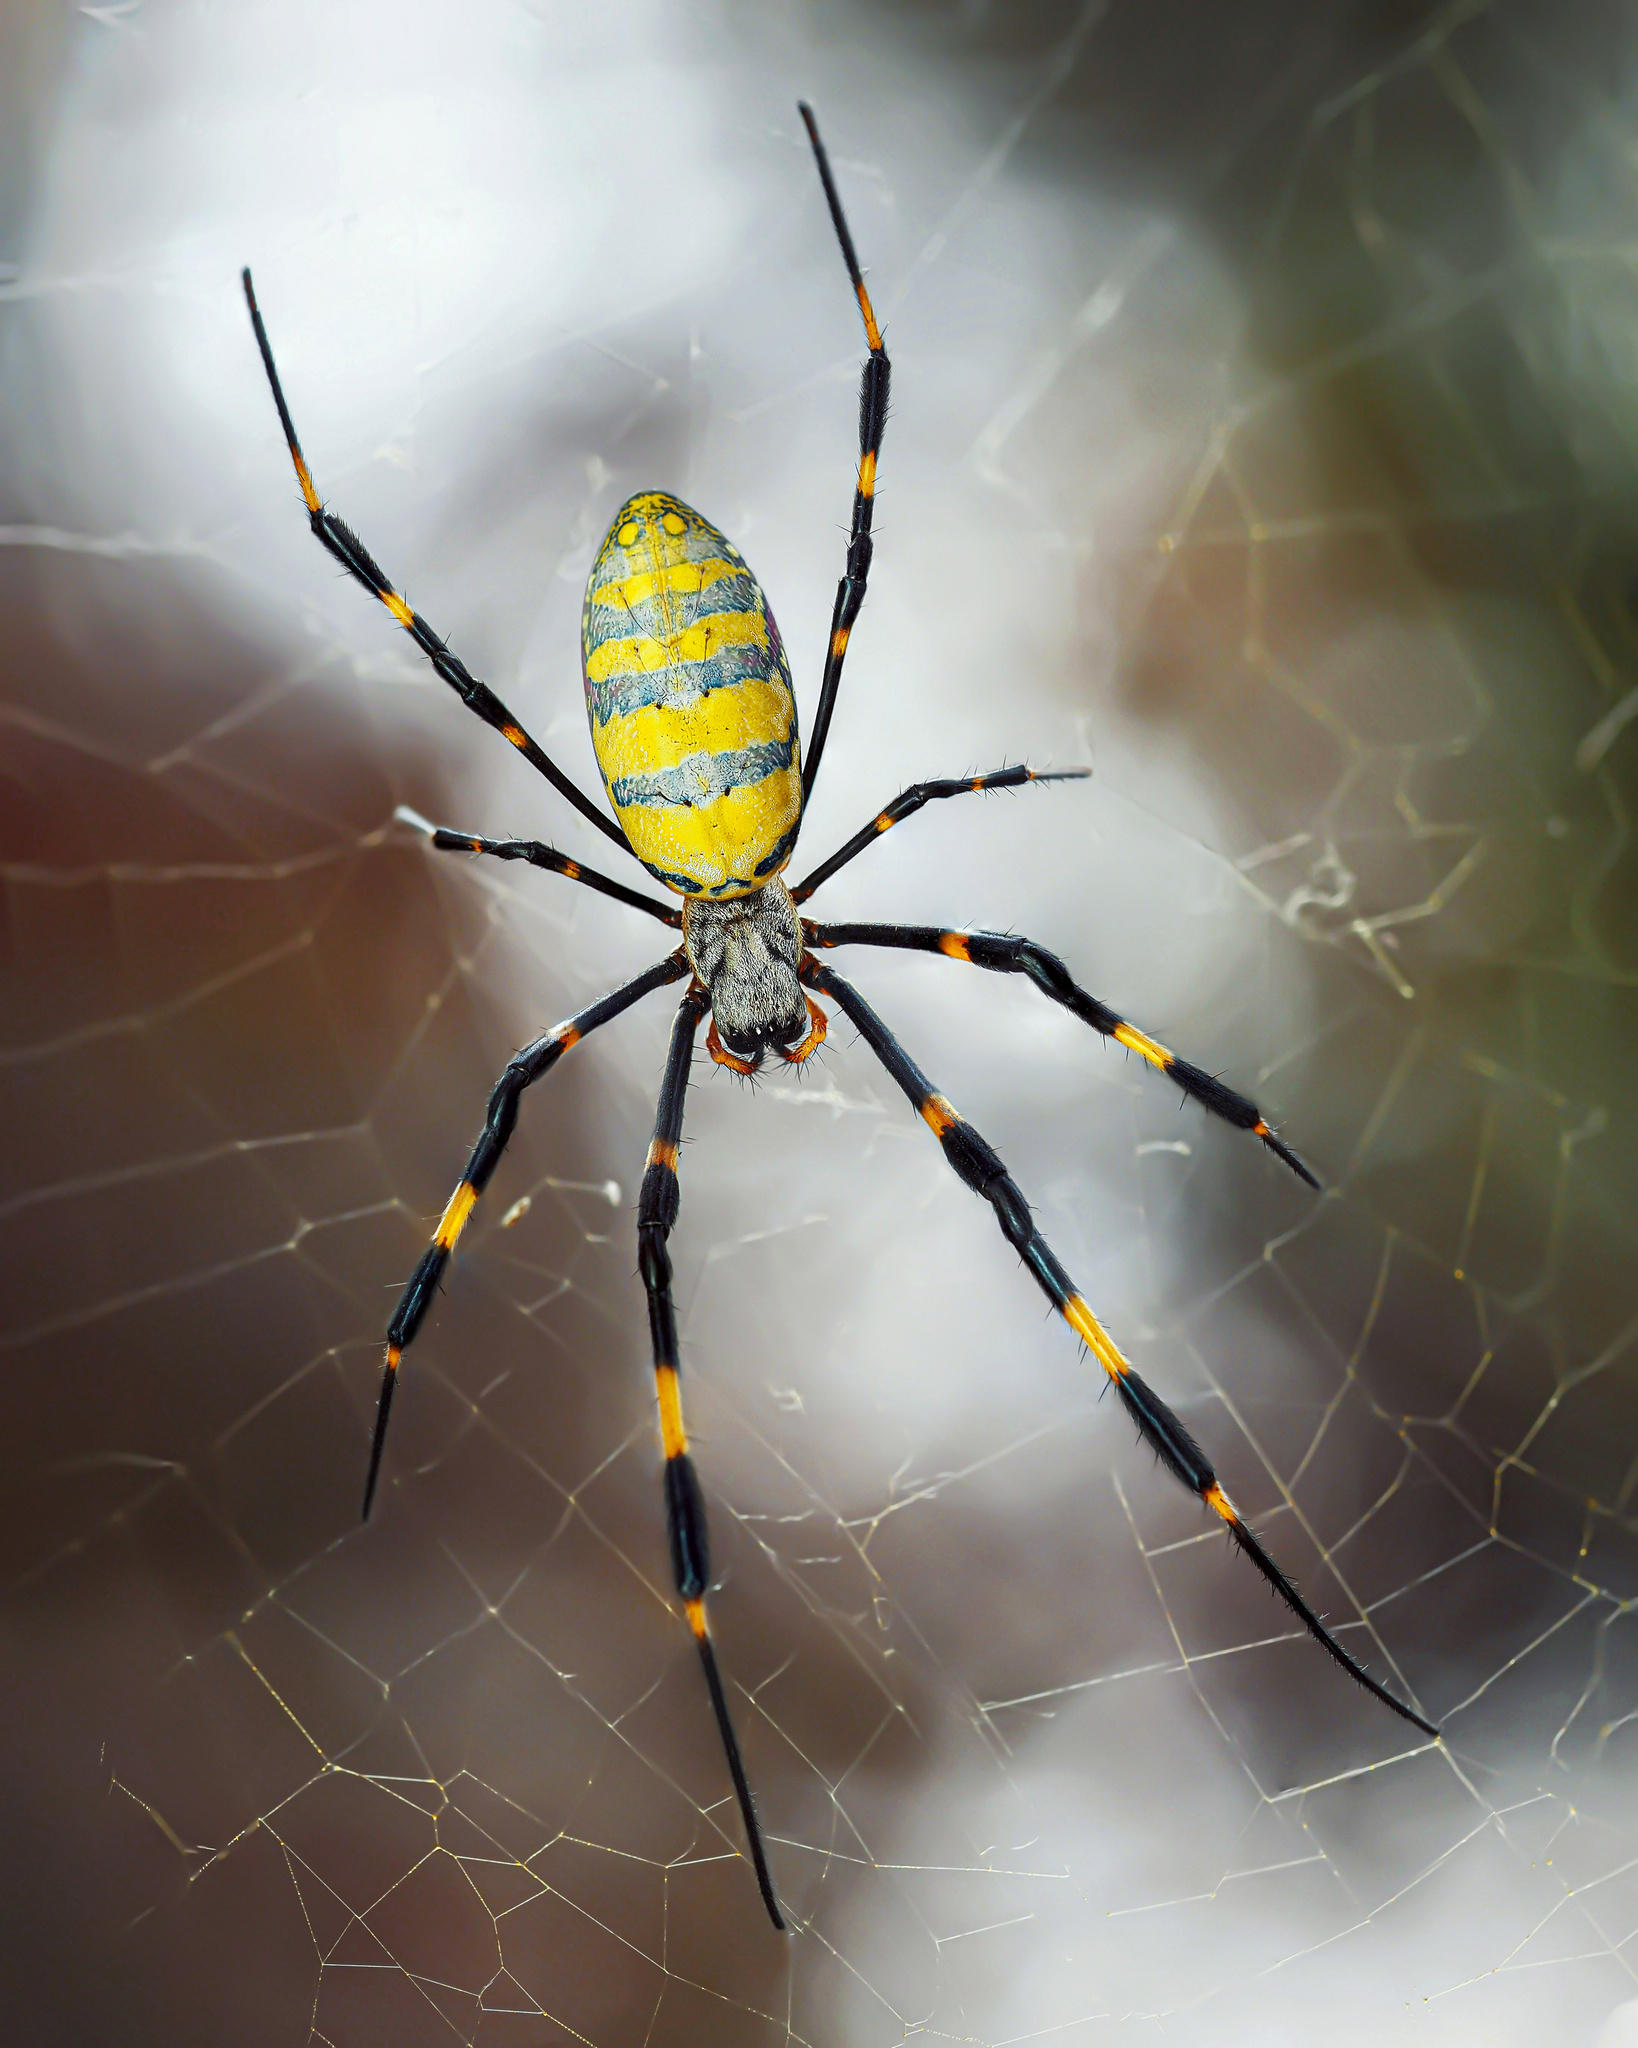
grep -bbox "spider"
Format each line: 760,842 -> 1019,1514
243,102 -> 1437,1933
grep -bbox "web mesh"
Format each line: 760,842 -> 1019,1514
4,1 -> 1638,2041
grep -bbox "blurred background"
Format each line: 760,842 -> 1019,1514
4,0 -> 1637,2040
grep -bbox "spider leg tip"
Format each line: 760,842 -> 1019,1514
1254,1120 -> 1322,1190
393,804 -> 436,839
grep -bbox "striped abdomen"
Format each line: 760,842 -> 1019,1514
582,491 -> 802,898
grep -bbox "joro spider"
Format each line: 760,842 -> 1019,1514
243,103 -> 1437,1933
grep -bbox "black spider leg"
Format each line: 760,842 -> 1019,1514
363,950 -> 689,1519
805,920 -> 1317,1188
790,765 -> 1090,904
241,269 -> 631,860
394,806 -> 681,927
802,957 -> 1438,1740
638,983 -> 787,1931
796,103 -> 891,808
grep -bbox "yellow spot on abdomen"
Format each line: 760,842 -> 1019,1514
617,520 -> 640,546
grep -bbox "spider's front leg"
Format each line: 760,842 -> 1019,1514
804,920 -> 1318,1187
638,982 -> 787,1931
361,950 -> 688,1518
802,955 -> 1437,1740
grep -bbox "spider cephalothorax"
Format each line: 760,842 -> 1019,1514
683,881 -> 825,1072
245,99 -> 1437,1941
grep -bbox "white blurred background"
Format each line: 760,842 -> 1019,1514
5,1 -> 1638,2041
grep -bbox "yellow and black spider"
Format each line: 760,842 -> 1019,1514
243,102 -> 1437,1933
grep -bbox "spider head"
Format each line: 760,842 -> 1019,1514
683,881 -> 821,1073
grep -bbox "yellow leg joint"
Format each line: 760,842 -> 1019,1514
434,1180 -> 478,1250
293,452 -> 320,514
1114,1021 -> 1173,1073
856,282 -> 883,351
919,1093 -> 959,1137
1062,1293 -> 1132,1383
782,996 -> 829,1065
1203,1481 -> 1238,1524
656,1365 -> 688,1460
684,1596 -> 709,1640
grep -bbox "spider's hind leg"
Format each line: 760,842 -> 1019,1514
394,807 -> 680,925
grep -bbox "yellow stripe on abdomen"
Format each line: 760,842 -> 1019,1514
583,491 -> 801,899
613,766 -> 802,898
594,677 -> 794,781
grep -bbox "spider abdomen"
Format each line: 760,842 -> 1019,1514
582,491 -> 802,899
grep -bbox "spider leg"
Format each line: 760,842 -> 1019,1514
795,104 -> 891,808
242,269 -> 630,859
790,765 -> 1090,903
394,807 -> 681,927
805,920 -> 1317,1188
802,956 -> 1437,1740
639,983 -> 787,1931
362,949 -> 689,1519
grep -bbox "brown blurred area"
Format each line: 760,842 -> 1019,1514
4,2 -> 1638,2043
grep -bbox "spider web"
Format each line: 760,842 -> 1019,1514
4,1 -> 1638,2041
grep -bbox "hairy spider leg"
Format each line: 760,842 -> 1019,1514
639,984 -> 787,1931
796,103 -> 891,808
790,765 -> 1090,902
362,952 -> 690,1519
802,958 -> 1438,1740
395,807 -> 681,927
241,270 -> 630,858
806,921 -> 1317,1187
